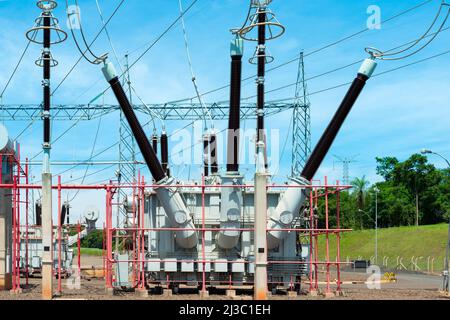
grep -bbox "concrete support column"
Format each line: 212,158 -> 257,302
254,143 -> 268,300
0,186 -> 12,290
41,172 -> 53,300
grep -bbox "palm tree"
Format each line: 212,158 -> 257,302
351,175 -> 370,229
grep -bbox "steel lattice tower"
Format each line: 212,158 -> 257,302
117,55 -> 137,227
292,52 -> 311,178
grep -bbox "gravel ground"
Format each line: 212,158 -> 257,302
1,256 -> 448,300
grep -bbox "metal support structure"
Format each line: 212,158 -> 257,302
333,155 -> 358,186
26,1 -> 66,299
292,52 -> 311,177
444,217 -> 450,293
254,142 -> 268,300
0,101 -> 296,121
118,55 -> 137,229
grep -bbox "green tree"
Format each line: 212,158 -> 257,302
351,175 -> 370,229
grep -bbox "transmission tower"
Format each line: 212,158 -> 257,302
117,54 -> 137,227
292,51 -> 311,178
333,155 -> 358,186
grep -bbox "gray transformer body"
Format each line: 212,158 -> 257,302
19,227 -> 74,277
144,182 -> 309,288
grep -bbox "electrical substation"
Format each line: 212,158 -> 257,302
0,0 -> 449,301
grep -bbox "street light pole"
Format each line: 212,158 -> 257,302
421,149 -> 449,293
374,187 -> 379,265
358,208 -> 377,265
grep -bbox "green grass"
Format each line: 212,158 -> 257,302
73,248 -> 104,256
317,223 -> 449,272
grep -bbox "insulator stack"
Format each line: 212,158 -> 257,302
152,134 -> 158,155
161,132 -> 169,177
227,37 -> 244,173
203,133 -> 210,177
35,201 -> 42,226
210,132 -> 218,175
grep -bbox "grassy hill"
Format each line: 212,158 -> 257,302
317,223 -> 449,272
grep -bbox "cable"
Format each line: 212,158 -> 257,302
367,1 -> 450,60
178,0 -> 214,131
52,0 -> 126,95
65,0 -> 105,65
167,0 -> 436,104
0,34 -> 34,99
241,25 -> 450,100
68,115 -> 103,201
14,118 -> 37,141
134,48 -> 450,175
93,0 -> 199,101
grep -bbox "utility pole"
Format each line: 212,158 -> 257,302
443,217 -> 450,293
26,0 -> 67,300
374,187 -> 379,265
238,0 -> 285,300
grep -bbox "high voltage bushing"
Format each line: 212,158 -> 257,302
301,58 -> 377,181
227,37 -> 244,173
35,201 -> 42,226
266,58 -> 378,250
203,133 -> 210,177
152,134 -> 158,155
102,61 -> 198,249
160,132 -> 169,177
210,132 -> 218,175
102,63 -> 166,182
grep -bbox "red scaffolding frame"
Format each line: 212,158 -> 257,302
1,171 -> 351,296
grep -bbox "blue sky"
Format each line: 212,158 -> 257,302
0,0 -> 449,223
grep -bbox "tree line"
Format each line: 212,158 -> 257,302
315,154 -> 450,230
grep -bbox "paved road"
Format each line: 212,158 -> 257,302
340,270 -> 444,290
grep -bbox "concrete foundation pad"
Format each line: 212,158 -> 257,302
0,275 -> 12,291
308,290 -> 318,297
9,288 -> 22,295
287,291 -> 298,297
105,287 -> 115,296
163,289 -> 173,297
135,288 -> 148,297
226,289 -> 236,298
335,290 -> 346,297
199,290 -> 209,298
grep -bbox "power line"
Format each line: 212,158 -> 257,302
0,35 -> 34,99
167,0 -> 435,104
93,0 -> 200,100
68,115 -> 103,201
241,29 -> 450,101
52,0 -> 126,95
